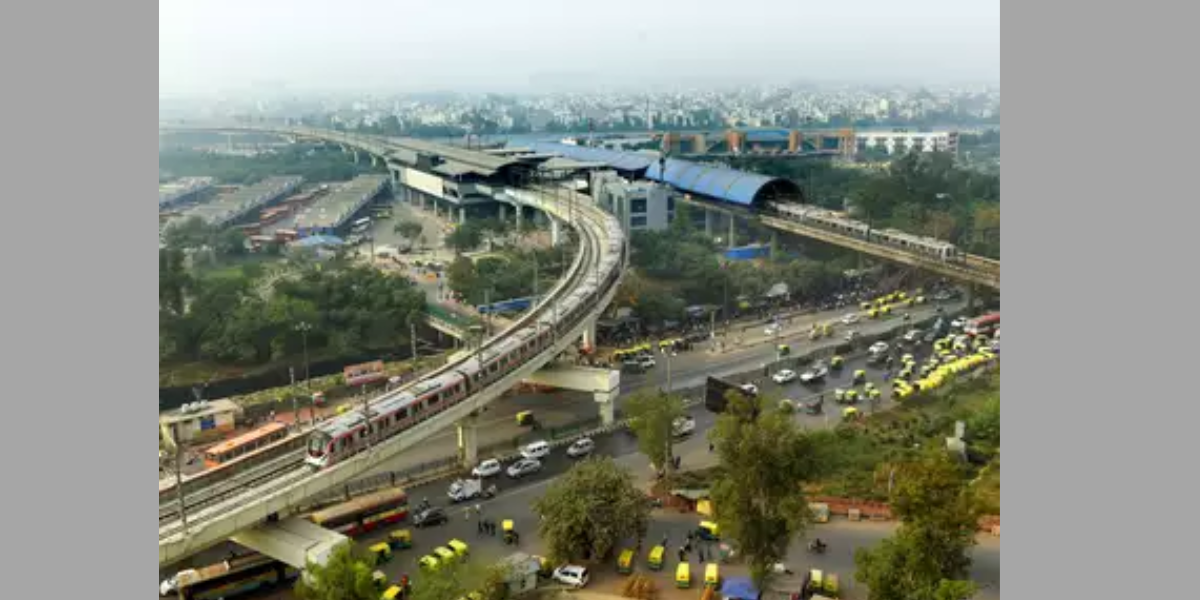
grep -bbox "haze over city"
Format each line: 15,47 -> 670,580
159,0 -> 1000,98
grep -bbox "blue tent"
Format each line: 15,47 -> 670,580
294,234 -> 345,248
720,576 -> 761,600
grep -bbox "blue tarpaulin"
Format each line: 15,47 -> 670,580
720,576 -> 760,600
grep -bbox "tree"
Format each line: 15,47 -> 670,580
406,558 -> 506,600
624,390 -> 685,477
854,451 -> 980,600
532,457 -> 651,564
708,391 -> 818,590
293,542 -> 378,600
394,220 -> 423,241
445,223 -> 484,254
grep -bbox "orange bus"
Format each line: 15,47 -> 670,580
203,422 -> 290,469
308,488 -> 409,536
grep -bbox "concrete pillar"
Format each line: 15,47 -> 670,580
456,417 -> 478,468
728,215 -> 736,249
371,154 -> 379,167
353,150 -> 360,164
594,390 -> 615,427
498,203 -> 507,222
515,205 -> 523,231
550,218 -> 561,246
705,209 -> 715,236
458,207 -> 466,225
581,318 -> 596,351
433,199 -> 439,219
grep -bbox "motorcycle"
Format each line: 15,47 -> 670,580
807,539 -> 828,554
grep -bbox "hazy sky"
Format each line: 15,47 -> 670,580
160,0 -> 999,97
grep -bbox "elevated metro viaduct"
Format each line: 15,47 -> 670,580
158,125 -> 625,570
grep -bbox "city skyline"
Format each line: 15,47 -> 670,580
160,0 -> 1001,98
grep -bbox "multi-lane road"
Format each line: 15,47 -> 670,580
164,307 -> 1000,600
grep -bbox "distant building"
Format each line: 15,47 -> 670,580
590,171 -> 675,233
159,399 -> 241,444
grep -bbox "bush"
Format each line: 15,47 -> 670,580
620,574 -> 658,600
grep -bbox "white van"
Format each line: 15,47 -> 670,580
521,440 -> 550,460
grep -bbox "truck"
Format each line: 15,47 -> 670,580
447,478 -> 495,503
705,376 -> 755,413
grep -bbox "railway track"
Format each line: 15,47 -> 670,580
159,190 -> 617,544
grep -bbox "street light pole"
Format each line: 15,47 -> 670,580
171,422 -> 188,533
295,321 -> 313,424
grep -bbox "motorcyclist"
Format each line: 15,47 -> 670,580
809,538 -> 827,553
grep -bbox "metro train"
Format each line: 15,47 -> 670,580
767,202 -> 960,262
305,214 -> 626,470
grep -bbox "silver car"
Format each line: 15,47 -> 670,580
506,458 -> 542,479
566,437 -> 595,458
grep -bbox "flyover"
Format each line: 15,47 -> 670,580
158,125 -> 628,568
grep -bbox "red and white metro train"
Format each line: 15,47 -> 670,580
305,216 -> 625,469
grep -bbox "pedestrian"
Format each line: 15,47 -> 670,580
708,442 -> 714,453
662,534 -> 669,548
698,546 -> 707,563
674,455 -> 682,470
477,519 -> 485,536
678,548 -> 686,563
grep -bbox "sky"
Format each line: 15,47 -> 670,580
159,0 -> 1000,98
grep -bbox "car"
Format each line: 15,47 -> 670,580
902,329 -> 922,343
507,458 -> 542,479
552,565 -> 590,588
471,459 -> 502,478
950,317 -> 968,330
521,440 -> 550,460
412,507 -> 448,528
845,330 -> 860,342
869,341 -> 889,355
566,437 -> 595,458
800,364 -> 828,384
740,383 -> 759,396
841,313 -> 860,325
764,323 -> 781,336
638,355 -> 656,369
672,415 -> 696,437
772,369 -> 797,384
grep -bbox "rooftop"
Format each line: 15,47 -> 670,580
291,174 -> 388,230
389,137 -> 519,173
160,399 -> 241,425
179,176 -> 304,227
525,141 -> 658,172
645,158 -> 801,207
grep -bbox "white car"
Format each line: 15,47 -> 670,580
740,383 -> 759,396
521,441 -> 550,460
552,565 -> 591,588
672,415 -> 696,437
471,459 -> 502,478
869,342 -> 889,355
764,323 -> 781,336
841,313 -> 861,325
566,437 -> 595,458
902,329 -> 922,343
951,317 -> 968,330
845,330 -> 860,342
507,458 -> 542,479
772,369 -> 797,384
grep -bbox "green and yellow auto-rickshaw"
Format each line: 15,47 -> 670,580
618,549 -> 634,574
844,389 -> 859,404
705,563 -> 720,588
372,570 -> 389,590
389,529 -> 412,550
516,411 -> 535,426
697,520 -> 721,541
852,369 -> 866,384
648,545 -> 665,571
676,562 -> 692,589
381,585 -> 403,600
777,343 -> 791,357
434,546 -> 456,564
419,555 -> 440,571
830,355 -> 844,369
447,539 -> 469,557
369,543 -> 393,566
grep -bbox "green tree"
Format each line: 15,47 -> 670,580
393,221 -> 424,241
159,246 -> 191,315
406,558 -> 506,600
624,391 -> 686,477
445,223 -> 484,254
532,457 -> 651,564
293,542 -> 378,600
854,451 -> 980,600
708,391 -> 818,590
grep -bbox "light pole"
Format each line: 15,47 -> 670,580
407,311 -> 422,373
295,321 -> 313,424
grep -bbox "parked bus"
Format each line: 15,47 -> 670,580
308,488 -> 409,536
202,422 -> 290,469
964,313 -> 1000,337
161,553 -> 299,600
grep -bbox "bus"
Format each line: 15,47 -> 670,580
351,217 -> 372,234
308,488 -> 409,536
964,313 -> 1000,337
161,553 -> 299,600
202,422 -> 290,469
705,376 -> 749,413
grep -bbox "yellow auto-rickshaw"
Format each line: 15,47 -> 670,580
389,529 -> 412,550
369,542 -> 393,566
825,573 -> 841,596
676,562 -> 692,588
809,569 -> 824,594
881,305 -> 892,316
777,344 -> 791,357
419,555 -> 440,571
843,406 -> 860,419
830,355 -> 844,369
618,549 -> 634,574
648,545 -> 665,571
852,369 -> 866,384
868,308 -> 879,319
502,519 -> 516,545
337,404 -> 352,415
697,520 -> 720,541
434,546 -> 456,563
834,388 -> 846,403
382,585 -> 403,600
860,301 -> 871,310
705,563 -> 720,588
863,381 -> 876,393
447,539 -> 469,557
844,389 -> 859,404
516,411 -> 535,426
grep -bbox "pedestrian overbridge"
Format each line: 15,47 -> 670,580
230,516 -> 346,569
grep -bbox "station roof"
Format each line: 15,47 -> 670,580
526,141 -> 657,172
645,158 -> 801,207
537,157 -> 608,172
432,161 -> 495,178
389,137 -> 518,172
293,174 -> 388,229
179,176 -> 304,226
